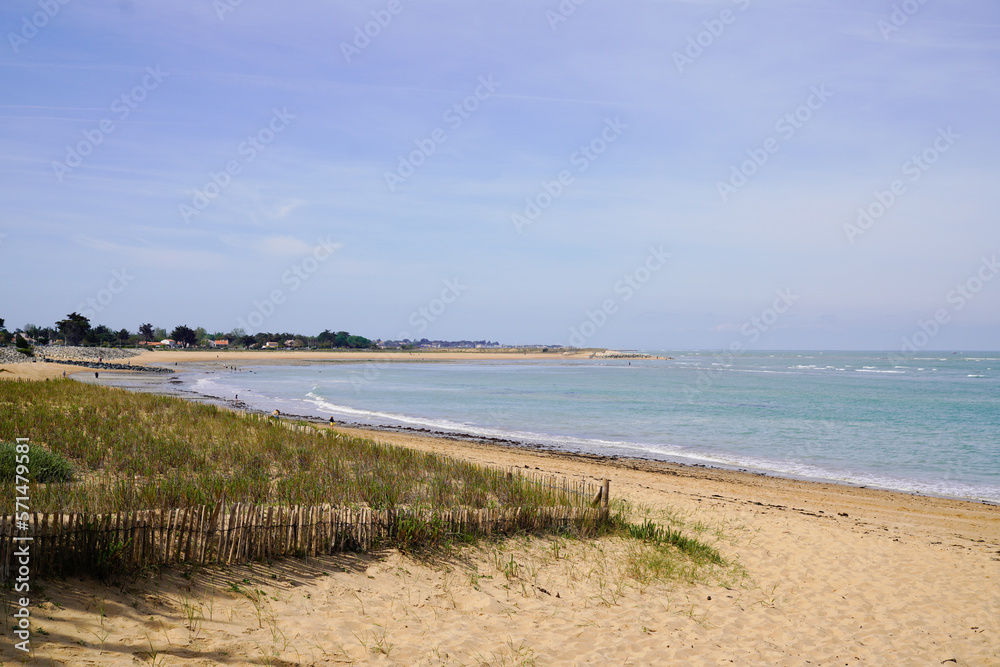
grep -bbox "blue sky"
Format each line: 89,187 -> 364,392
1,0 -> 998,350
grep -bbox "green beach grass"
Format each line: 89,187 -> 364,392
0,378 -> 726,582
0,379 -> 592,514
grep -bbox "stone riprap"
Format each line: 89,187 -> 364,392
40,346 -> 141,361
0,348 -> 33,364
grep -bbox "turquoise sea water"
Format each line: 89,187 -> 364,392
177,351 -> 1000,503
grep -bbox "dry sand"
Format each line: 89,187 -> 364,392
0,348 -> 594,381
4,427 -> 997,665
132,349 -> 595,366
0,362 -> 89,381
2,352 -> 998,665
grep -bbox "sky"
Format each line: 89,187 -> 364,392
1,0 -> 998,350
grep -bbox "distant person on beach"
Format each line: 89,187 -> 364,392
94,372 -> 98,378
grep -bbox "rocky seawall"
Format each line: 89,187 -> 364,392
40,346 -> 141,361
0,348 -> 32,364
1,346 -> 169,373
41,358 -> 172,374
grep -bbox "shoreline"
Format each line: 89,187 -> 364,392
73,356 -> 1000,509
0,347 -> 618,381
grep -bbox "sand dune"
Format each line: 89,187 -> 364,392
4,424 -> 997,665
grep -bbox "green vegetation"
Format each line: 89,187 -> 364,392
0,441 -> 74,483
0,380 -> 729,584
2,313 -> 376,349
623,518 -> 723,565
0,380 -> 589,515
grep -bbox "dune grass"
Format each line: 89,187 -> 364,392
0,378 -> 727,581
0,379 -> 589,515
0,440 -> 74,483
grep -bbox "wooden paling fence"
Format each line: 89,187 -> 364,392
0,502 -> 609,579
1,407 -> 612,578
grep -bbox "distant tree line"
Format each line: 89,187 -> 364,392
0,314 -> 375,350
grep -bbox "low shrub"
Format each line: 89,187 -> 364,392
0,441 -> 75,483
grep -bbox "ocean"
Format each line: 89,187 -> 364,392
164,351 -> 999,503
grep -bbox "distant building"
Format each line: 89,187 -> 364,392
207,339 -> 230,348
263,341 -> 279,349
160,339 -> 177,348
285,339 -> 305,348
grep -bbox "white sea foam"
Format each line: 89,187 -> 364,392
166,359 -> 1000,505
855,368 -> 904,374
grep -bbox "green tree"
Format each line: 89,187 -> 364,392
56,312 -> 91,346
139,323 -> 154,342
170,325 -> 197,347
86,325 -> 115,346
116,328 -> 131,344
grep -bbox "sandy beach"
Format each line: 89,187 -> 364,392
0,348 -> 600,382
3,426 -> 997,664
132,348 -> 599,365
2,352 -> 998,664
